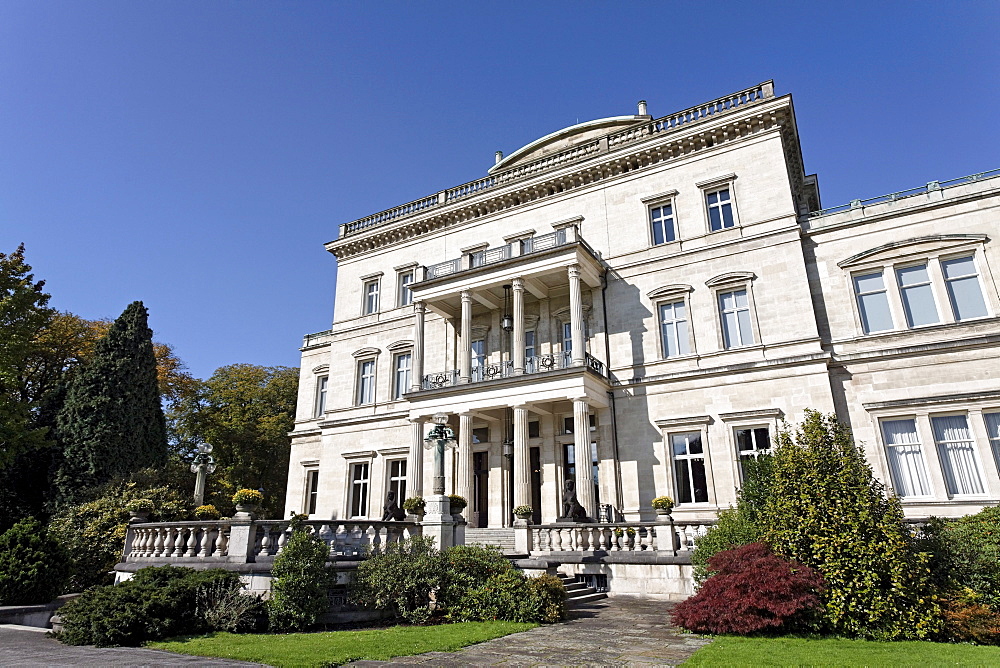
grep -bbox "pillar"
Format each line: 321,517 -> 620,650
459,290 -> 472,383
410,301 -> 426,392
573,398 -> 595,519
408,417 -> 425,498
512,278 -> 525,375
456,413 -> 474,506
513,405 -> 530,510
568,264 -> 585,367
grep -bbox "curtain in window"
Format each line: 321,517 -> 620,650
882,419 -> 931,497
932,415 -> 985,495
985,413 -> 1000,472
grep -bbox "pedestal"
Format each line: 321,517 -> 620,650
513,518 -> 532,554
421,494 -> 456,550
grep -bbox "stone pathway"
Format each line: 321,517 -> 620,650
345,598 -> 712,667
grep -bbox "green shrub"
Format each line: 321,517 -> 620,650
938,588 -> 1000,645
232,488 -> 263,506
448,570 -> 566,623
526,573 -> 567,622
447,495 -> 467,512
439,544 -> 513,608
402,497 -> 425,514
350,536 -> 443,624
924,507 -> 1000,610
0,517 -> 69,604
194,504 -> 220,520
124,499 -> 154,513
762,410 -> 939,640
56,566 -> 243,646
268,525 -> 335,632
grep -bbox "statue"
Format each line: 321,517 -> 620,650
558,479 -> 588,523
382,489 -> 405,521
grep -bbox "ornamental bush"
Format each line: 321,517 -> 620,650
0,517 -> 69,605
761,410 -> 940,640
526,573 -> 568,623
439,544 -> 514,606
923,507 -> 1000,610
350,536 -> 444,624
402,496 -> 425,514
268,524 -> 336,632
938,588 -> 1000,645
672,542 -> 824,635
232,488 -> 263,506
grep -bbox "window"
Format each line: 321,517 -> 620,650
896,263 -> 939,327
528,420 -> 540,438
563,414 -> 596,435
985,412 -> 1000,469
672,432 -> 708,503
472,427 -> 490,444
525,330 -> 536,359
362,278 -> 380,315
854,271 -> 894,333
392,353 -> 411,400
942,256 -> 988,321
649,202 -> 676,245
658,300 -> 690,358
357,359 -> 376,405
314,375 -> 328,418
563,441 -> 600,506
718,289 -> 753,348
881,419 -> 931,497
931,415 -> 985,495
706,187 -> 735,231
562,322 -> 572,353
304,469 -> 319,515
387,460 -> 407,503
349,462 -> 370,517
397,270 -> 414,307
735,427 -> 771,478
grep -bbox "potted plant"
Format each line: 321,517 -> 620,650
194,504 -> 220,520
513,505 -> 533,522
651,495 -> 674,518
125,498 -> 154,523
447,494 -> 467,517
402,496 -> 426,519
233,488 -> 264,518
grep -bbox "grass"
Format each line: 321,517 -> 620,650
148,621 -> 536,667
683,635 -> 1000,666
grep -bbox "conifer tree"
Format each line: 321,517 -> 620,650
54,301 -> 167,504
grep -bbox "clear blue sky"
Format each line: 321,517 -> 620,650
2,1 -> 998,380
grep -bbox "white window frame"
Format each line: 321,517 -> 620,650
930,412 -> 987,497
386,458 -> 408,504
879,416 -> 933,499
314,374 -> 328,418
706,273 -> 758,352
392,351 -> 412,401
657,298 -> 691,359
361,276 -> 381,315
655,415 -> 716,509
719,409 -> 783,488
348,461 -> 370,518
717,288 -> 753,349
940,254 -> 990,322
397,269 -> 415,308
697,175 -> 739,233
852,269 -> 895,334
303,467 -> 320,516
895,261 -> 940,328
356,358 -> 376,405
984,410 -> 1000,472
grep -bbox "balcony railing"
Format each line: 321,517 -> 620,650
420,352 -> 602,390
302,329 -> 332,348
426,229 -> 567,280
529,519 -> 714,556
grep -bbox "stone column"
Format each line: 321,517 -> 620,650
573,398 -> 595,519
459,290 -> 472,383
513,405 -> 530,510
456,413 -> 474,507
568,264 -> 585,367
408,417 -> 425,498
512,278 -> 525,375
410,301 -> 426,392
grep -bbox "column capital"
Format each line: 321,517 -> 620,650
458,411 -> 475,418
568,263 -> 582,278
511,277 -> 524,290
512,403 -> 531,412
460,290 -> 473,303
413,300 -> 426,312
408,416 -> 426,425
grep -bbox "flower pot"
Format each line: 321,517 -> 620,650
515,512 -> 532,523
234,503 -> 258,520
128,511 -> 150,524
655,507 -> 673,521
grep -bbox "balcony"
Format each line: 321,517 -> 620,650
420,352 -> 605,390
426,229 -> 569,280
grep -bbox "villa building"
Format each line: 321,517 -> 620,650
284,81 -> 1000,534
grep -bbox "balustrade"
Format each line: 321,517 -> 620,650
528,520 -> 713,556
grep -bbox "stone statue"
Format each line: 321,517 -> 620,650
382,489 -> 405,521
559,479 -> 587,522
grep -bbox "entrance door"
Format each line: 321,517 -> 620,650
473,451 -> 489,528
530,447 -> 542,525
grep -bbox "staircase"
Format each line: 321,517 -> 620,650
464,528 -> 517,554
558,572 -> 608,607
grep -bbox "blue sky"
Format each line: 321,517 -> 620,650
2,1 -> 998,380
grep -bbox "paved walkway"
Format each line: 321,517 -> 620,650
345,598 -> 712,667
0,624 -> 263,667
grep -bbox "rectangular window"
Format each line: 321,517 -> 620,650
854,271 -> 894,333
314,375 -> 328,418
393,353 -> 411,400
397,271 -> 414,307
563,414 -> 595,435
357,359 -> 375,405
706,187 -> 735,231
562,322 -> 572,352
649,203 -> 676,245
562,442 -> 600,507
985,412 -> 1000,471
305,469 -> 319,515
528,420 -> 540,438
387,460 -> 407,503
942,256 -> 988,321
672,432 -> 708,503
659,300 -> 690,358
472,427 -> 490,444
735,427 -> 771,478
350,462 -> 370,517
525,330 -> 536,359
931,415 -> 985,495
363,279 -> 380,315
881,419 -> 931,497
719,289 -> 753,349
896,264 -> 939,327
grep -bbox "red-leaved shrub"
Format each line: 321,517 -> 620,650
671,542 -> 824,635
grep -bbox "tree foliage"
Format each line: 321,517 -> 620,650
0,516 -> 69,605
54,301 -> 168,505
268,522 -> 336,632
762,410 -> 940,640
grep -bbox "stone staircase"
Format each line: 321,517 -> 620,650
464,528 -> 517,553
558,572 -> 608,607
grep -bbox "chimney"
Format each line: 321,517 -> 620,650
637,100 -> 648,116
495,151 -> 504,165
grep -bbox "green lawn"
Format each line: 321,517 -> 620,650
148,621 -> 536,667
684,636 -> 1000,667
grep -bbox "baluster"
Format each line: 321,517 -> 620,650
185,526 -> 199,557
371,524 -> 383,555
175,527 -> 189,557
152,527 -> 165,557
215,525 -> 229,556
131,528 -> 145,557
276,525 -> 289,555
164,527 -> 177,557
552,528 -> 563,552
260,525 -> 273,556
578,526 -> 590,551
611,529 -> 622,552
200,526 -> 213,556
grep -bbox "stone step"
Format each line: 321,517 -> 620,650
567,591 -> 608,606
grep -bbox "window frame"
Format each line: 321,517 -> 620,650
392,351 -> 412,401
655,415 -> 716,509
361,275 -> 381,315
356,358 -> 377,405
314,374 -> 329,418
657,298 -> 692,359
717,287 -> 754,349
348,461 -> 371,518
878,416 -> 934,499
396,268 -> 415,308
940,253 -> 990,322
697,175 -> 739,233
895,261 -> 941,328
303,468 -> 320,516
386,458 -> 408,506
929,412 -> 988,497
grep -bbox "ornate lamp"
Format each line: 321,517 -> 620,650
423,413 -> 456,495
501,284 -> 513,332
190,442 -> 217,507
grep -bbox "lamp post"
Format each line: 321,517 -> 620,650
190,443 -> 217,507
424,413 -> 456,495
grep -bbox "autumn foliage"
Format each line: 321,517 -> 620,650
671,542 -> 824,635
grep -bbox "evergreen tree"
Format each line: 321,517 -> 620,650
54,301 -> 167,504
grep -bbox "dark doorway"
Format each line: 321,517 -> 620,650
530,447 -> 542,525
472,451 -> 489,528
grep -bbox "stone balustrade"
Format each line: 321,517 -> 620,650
525,520 -> 713,556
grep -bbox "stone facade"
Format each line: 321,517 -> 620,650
285,81 -> 1000,529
